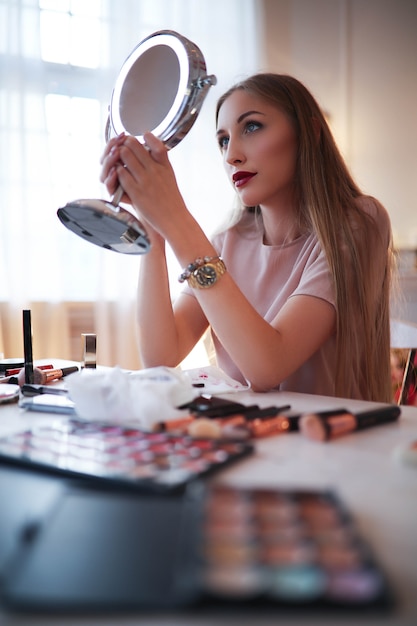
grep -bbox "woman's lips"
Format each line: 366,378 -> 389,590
233,171 -> 256,188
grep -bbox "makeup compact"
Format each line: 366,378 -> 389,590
0,359 -> 24,373
0,384 -> 20,405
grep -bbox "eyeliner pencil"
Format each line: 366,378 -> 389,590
23,310 -> 34,385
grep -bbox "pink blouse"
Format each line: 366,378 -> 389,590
183,196 -> 391,398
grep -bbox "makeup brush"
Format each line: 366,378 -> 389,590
12,366 -> 79,386
0,368 -> 46,386
31,366 -> 79,384
300,405 -> 401,441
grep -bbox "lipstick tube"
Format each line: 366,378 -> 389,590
81,333 -> 96,369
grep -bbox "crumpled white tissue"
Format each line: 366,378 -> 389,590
66,366 -> 197,431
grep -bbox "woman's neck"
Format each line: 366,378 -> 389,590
260,205 -> 302,246
258,185 -> 302,246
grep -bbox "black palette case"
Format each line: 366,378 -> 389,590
0,463 -> 394,615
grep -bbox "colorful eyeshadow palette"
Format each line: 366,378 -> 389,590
0,474 -> 393,614
199,485 -> 393,611
0,419 -> 253,492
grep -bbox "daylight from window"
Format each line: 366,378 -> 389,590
0,0 -> 259,301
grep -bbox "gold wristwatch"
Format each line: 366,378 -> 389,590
187,257 -> 226,289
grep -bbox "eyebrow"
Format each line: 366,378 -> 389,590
216,109 -> 266,136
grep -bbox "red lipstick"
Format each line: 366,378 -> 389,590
232,171 -> 256,188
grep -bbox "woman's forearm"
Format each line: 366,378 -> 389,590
136,245 -> 181,368
165,219 -> 335,391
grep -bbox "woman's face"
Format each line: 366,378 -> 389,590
216,89 -> 298,209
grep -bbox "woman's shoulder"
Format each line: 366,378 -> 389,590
353,195 -> 392,240
356,195 -> 391,224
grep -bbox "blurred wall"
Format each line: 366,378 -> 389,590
258,0 -> 417,248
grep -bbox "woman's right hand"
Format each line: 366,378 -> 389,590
99,133 -> 132,205
100,134 -> 166,251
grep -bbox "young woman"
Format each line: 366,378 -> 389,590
100,73 -> 394,401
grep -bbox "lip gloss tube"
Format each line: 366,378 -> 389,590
300,405 -> 401,442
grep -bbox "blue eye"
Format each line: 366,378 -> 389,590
218,135 -> 229,150
245,120 -> 262,134
217,120 -> 262,150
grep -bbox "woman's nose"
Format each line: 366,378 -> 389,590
225,138 -> 245,165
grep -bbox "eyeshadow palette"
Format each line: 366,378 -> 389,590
0,419 -> 253,492
0,473 -> 393,614
199,485 -> 393,611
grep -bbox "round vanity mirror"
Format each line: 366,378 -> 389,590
57,30 -> 217,255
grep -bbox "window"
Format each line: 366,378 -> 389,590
39,0 -> 105,68
0,0 -> 260,302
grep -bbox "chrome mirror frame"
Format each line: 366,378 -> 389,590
57,30 -> 216,255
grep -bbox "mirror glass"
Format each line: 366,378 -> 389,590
57,30 -> 216,254
118,46 -> 180,135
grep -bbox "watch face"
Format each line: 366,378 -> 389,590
195,264 -> 217,286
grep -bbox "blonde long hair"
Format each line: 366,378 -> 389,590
216,74 -> 394,402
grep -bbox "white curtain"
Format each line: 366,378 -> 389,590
0,0 -> 260,368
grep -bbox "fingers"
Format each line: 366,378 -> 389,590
100,132 -> 125,164
99,133 -> 126,188
119,133 -> 168,168
99,132 -> 173,215
115,134 -> 170,189
103,165 -> 119,195
143,132 -> 169,164
100,133 -> 167,180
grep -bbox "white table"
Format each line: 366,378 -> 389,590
1,365 -> 416,626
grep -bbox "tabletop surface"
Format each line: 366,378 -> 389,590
1,361 -> 417,626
